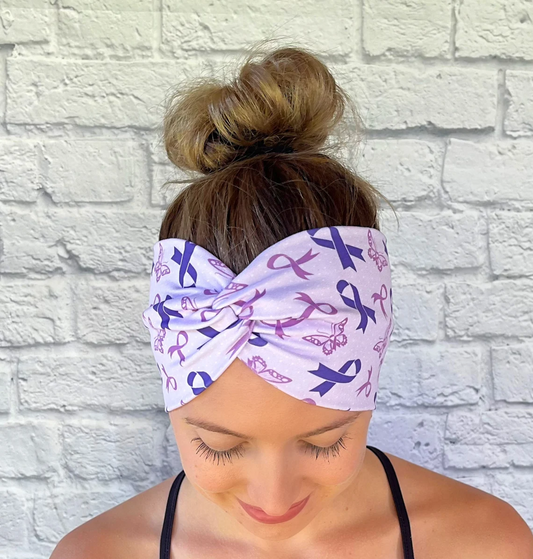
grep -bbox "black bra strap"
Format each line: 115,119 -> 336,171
160,470 -> 185,559
366,445 -> 415,559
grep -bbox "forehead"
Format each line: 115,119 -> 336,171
172,358 -> 361,437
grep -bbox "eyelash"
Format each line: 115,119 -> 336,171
191,435 -> 351,466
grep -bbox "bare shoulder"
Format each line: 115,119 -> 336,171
50,475 -> 176,559
384,451 -> 533,559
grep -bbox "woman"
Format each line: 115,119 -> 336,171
51,43 -> 533,559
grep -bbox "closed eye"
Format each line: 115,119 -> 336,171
191,435 -> 351,466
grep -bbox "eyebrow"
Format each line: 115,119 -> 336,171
183,413 -> 361,439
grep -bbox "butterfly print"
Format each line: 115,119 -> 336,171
246,355 -> 292,384
373,317 -> 393,364
367,230 -> 388,272
302,317 -> 349,355
154,243 -> 171,282
147,316 -> 166,353
208,257 -> 235,279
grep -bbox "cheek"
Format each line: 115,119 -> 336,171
177,441 -> 239,493
306,424 -> 369,488
311,445 -> 366,488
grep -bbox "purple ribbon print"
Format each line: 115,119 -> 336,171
142,226 -> 394,413
308,358 -> 362,398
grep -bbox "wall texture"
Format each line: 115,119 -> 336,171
0,0 -> 532,556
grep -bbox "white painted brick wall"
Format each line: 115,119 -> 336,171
363,0 -> 453,58
455,0 -> 533,61
506,71 -> 533,134
0,1 -> 532,556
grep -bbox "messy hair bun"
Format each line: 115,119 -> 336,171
163,44 -> 352,174
158,41 -> 395,274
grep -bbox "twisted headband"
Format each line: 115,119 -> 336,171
142,226 -> 394,413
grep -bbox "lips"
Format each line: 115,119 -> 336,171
238,494 -> 310,524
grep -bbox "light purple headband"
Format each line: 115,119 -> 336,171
141,226 -> 394,413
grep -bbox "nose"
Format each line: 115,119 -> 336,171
243,450 -> 304,515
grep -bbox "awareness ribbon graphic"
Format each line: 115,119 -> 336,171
142,226 -> 394,413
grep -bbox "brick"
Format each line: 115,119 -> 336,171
492,342 -> 533,404
443,139 -> 533,202
162,0 -> 359,57
62,209 -> 163,274
150,133 -> 172,166
151,162 -> 187,207
491,472 -> 533,526
505,71 -> 533,136
0,2 -> 51,45
25,544 -> 55,558
75,278 -> 150,344
445,442 -> 533,469
0,140 -> 40,202
34,486 -> 133,542
446,410 -> 533,445
0,354 -> 12,412
444,442 -> 510,468
163,0 -> 349,15
380,344 -> 482,407
63,421 -> 156,481
456,0 -> 533,60
368,414 -> 445,473
60,0 -> 151,8
2,0 -> 55,6
489,211 -> 533,276
0,490 -> 26,546
388,281 -> 442,341
363,0 -> 452,58
6,59 -> 204,128
0,208 -> 63,274
0,423 -> 60,477
445,280 -> 533,338
335,63 -> 497,130
358,139 -> 443,203
58,8 -> 153,58
149,130 -> 189,207
390,211 -> 485,270
0,278 -> 74,346
42,139 -> 145,203
18,347 -> 162,411
0,208 -> 163,275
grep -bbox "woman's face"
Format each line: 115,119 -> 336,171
169,357 -> 373,549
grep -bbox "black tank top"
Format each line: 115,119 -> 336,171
159,445 -> 415,559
